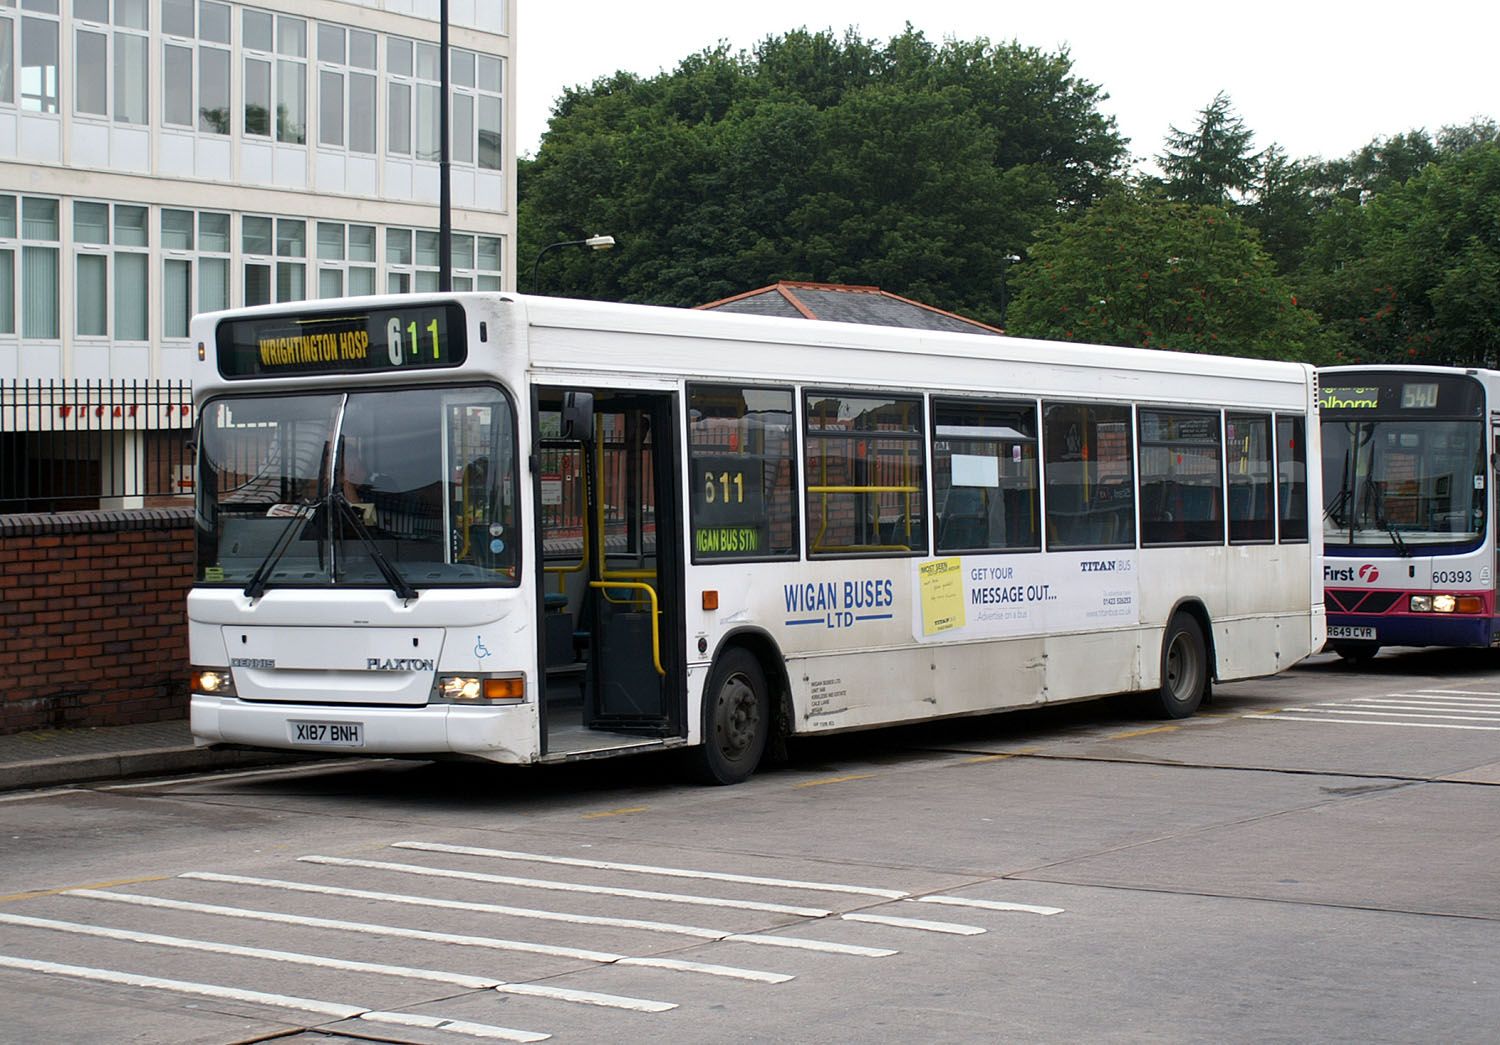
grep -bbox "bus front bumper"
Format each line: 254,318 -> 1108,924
190,695 -> 539,765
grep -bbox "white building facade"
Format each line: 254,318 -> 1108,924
0,0 -> 515,385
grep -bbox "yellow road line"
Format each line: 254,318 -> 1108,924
0,875 -> 168,906
794,773 -> 874,789
581,806 -> 649,820
1107,725 -> 1179,740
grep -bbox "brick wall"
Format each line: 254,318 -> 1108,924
0,508 -> 193,734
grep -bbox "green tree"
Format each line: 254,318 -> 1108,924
1157,91 -> 1262,207
518,27 -> 1128,320
1005,193 -> 1334,362
1300,142 -> 1500,367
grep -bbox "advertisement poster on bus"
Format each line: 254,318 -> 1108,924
911,551 -> 1140,642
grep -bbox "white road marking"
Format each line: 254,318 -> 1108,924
66,888 -> 620,961
913,896 -> 1065,916
1380,693 -> 1500,704
1339,701 -> 1500,713
299,855 -> 833,917
357,1011 -> 549,1041
1247,715 -> 1500,731
616,957 -> 792,984
392,841 -> 910,900
0,954 -> 548,1042
1286,707 -> 1500,723
0,912 -> 675,1012
66,888 -> 790,982
1410,689 -> 1500,696
181,872 -> 891,957
723,933 -> 897,957
840,913 -> 986,936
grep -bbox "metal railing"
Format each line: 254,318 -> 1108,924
1,379 -> 196,513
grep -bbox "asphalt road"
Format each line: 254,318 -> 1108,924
2,648 -> 1498,1044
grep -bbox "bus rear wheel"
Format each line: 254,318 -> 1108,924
689,647 -> 769,786
1150,612 -> 1209,719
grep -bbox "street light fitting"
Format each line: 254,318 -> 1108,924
529,233 -> 618,292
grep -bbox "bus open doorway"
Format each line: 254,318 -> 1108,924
534,387 -> 685,759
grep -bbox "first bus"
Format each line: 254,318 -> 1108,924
187,293 -> 1325,784
1319,365 -> 1500,661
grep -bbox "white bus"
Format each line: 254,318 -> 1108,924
1319,365 -> 1500,661
187,293 -> 1324,784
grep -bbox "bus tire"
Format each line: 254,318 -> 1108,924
1151,612 -> 1209,719
689,647 -> 769,786
1332,641 -> 1380,664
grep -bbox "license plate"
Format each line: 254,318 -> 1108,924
288,720 -> 364,747
1327,626 -> 1377,641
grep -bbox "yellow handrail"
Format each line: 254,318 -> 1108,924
588,580 -> 664,676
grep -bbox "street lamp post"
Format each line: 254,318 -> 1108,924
528,235 -> 616,293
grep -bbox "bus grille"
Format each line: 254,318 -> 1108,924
1324,590 -> 1402,614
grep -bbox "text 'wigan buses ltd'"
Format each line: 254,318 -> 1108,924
259,329 -> 370,367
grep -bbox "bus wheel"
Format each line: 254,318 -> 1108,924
690,648 -> 769,786
1151,613 -> 1209,719
1332,641 -> 1380,664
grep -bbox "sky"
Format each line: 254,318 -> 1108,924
516,1 -> 1498,170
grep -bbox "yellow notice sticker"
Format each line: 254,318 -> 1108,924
919,557 -> 966,635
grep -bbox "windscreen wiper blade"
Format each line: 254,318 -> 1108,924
1363,481 -> 1411,557
244,503 -> 317,599
333,492 -> 419,602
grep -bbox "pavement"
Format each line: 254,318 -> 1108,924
0,719 -> 310,793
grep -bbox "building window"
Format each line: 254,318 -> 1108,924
314,23 -> 375,154
0,196 -> 14,334
243,8 -> 304,143
20,2 -> 59,113
242,213 -> 271,305
315,220 -> 375,298
18,195 -> 58,338
1,10 -> 14,107
73,200 -> 147,340
74,0 -> 148,125
385,226 -> 438,293
275,216 -> 305,301
198,210 -> 229,313
161,207 -> 193,338
160,0 -> 229,134
387,34 -> 438,161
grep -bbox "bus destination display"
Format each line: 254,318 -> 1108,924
216,303 -> 467,378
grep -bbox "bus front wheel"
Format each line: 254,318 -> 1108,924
689,647 -> 769,786
1151,613 -> 1209,719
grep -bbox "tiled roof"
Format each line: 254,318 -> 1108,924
697,282 -> 1003,335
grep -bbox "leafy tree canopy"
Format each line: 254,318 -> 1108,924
1299,141 -> 1500,367
519,26 -> 1128,321
1005,192 -> 1334,362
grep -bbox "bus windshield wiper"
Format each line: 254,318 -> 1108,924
333,492 -> 419,602
1364,481 -> 1411,557
244,503 -> 317,599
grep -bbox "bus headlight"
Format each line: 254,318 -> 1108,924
436,674 -> 526,703
191,667 -> 236,696
1432,594 -> 1457,613
1409,595 -> 1432,612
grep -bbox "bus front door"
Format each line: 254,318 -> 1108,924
536,389 -> 683,753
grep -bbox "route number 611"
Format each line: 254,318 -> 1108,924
387,316 -> 442,365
